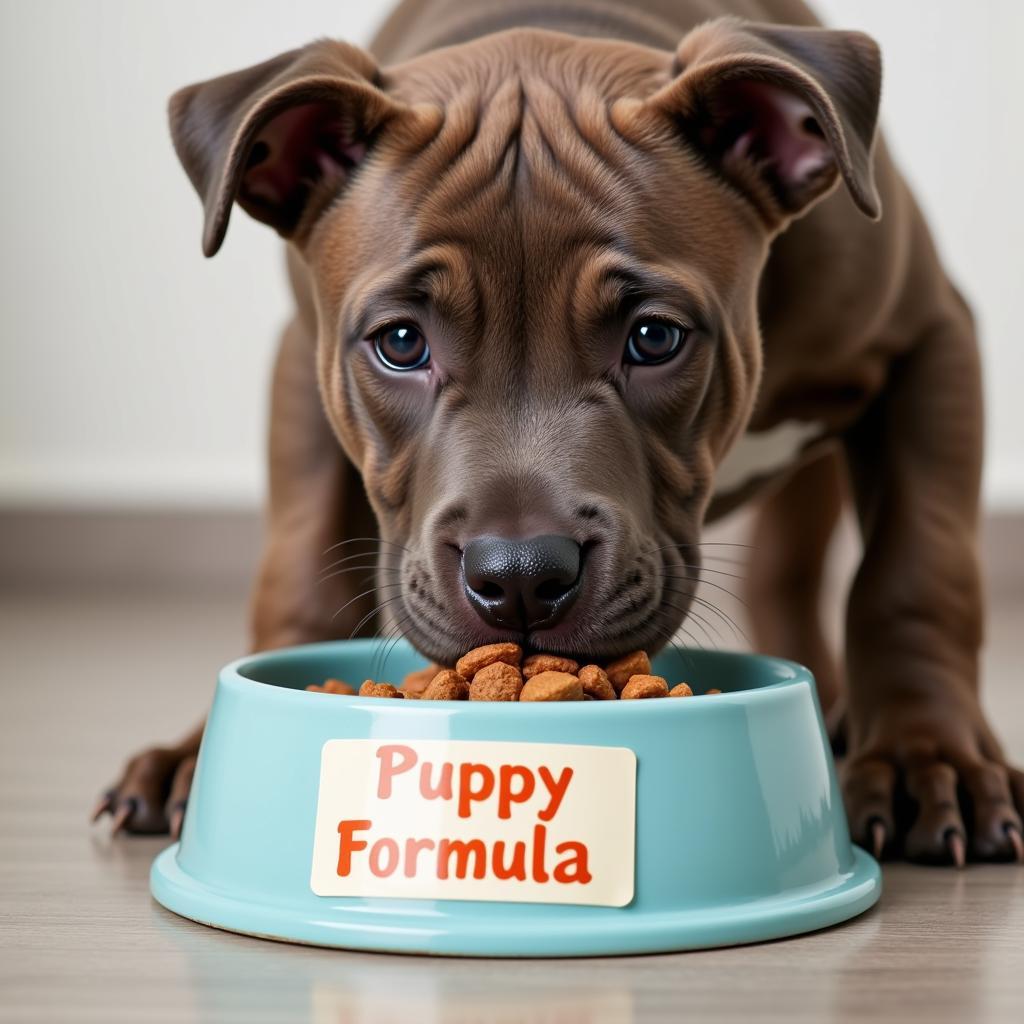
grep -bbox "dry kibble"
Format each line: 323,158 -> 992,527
317,644 -> 715,706
421,669 -> 470,701
605,650 -> 652,693
469,661 -> 524,701
306,678 -> 355,695
620,674 -> 669,699
578,664 -> 617,701
522,653 -> 580,678
456,643 -> 523,680
520,671 -> 584,702
401,664 -> 441,696
359,680 -> 402,699
323,678 -> 354,694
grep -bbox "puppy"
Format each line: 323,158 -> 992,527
97,0 -> 1023,865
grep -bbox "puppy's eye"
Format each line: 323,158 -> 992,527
625,320 -> 687,366
373,324 -> 430,370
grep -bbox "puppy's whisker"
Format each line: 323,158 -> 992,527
368,631 -> 392,682
317,565 -> 401,585
372,611 -> 416,681
676,563 -> 749,582
643,542 -> 752,567
671,622 -> 705,652
318,548 -> 400,574
657,573 -> 750,609
368,644 -> 393,685
673,590 -> 751,648
648,606 -> 687,644
648,608 -> 699,675
320,537 -> 411,557
683,592 -> 748,645
330,584 -> 397,623
368,603 -> 414,676
319,570 -> 401,586
691,554 -> 751,567
691,541 -> 758,549
347,593 -> 407,640
644,541 -> 757,558
662,600 -> 720,649
379,625 -> 411,681
684,605 -> 727,648
659,601 -> 710,650
366,623 -> 400,682
319,549 -> 381,572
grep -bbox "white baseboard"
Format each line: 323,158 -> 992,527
0,508 -> 262,593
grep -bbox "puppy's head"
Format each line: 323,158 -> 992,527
170,20 -> 881,663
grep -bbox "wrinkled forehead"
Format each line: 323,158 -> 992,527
313,31 -> 760,328
383,29 -> 672,112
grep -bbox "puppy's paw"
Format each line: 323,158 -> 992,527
92,745 -> 197,839
841,703 -> 1024,866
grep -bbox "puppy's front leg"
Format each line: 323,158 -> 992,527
96,313 -> 380,835
842,290 -> 1023,864
250,314 -> 380,651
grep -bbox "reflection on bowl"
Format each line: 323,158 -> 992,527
151,639 -> 880,956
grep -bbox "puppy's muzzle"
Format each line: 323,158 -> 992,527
461,534 -> 583,632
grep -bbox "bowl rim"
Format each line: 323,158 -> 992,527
219,640 -> 816,716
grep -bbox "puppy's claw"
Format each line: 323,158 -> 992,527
870,818 -> 886,861
1006,824 -> 1024,864
169,805 -> 186,840
90,791 -> 114,823
110,798 -> 137,837
945,829 -> 967,869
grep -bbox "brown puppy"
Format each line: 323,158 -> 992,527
96,0 -> 1023,866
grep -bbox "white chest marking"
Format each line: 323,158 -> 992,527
714,420 -> 826,497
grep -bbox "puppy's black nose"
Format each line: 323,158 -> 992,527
462,535 -> 582,631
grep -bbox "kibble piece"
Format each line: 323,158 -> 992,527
306,678 -> 355,695
421,669 -> 470,701
323,678 -> 354,694
620,674 -> 669,699
705,688 -> 722,695
456,643 -> 523,680
578,665 -> 617,701
605,650 -> 652,693
668,682 -> 694,698
401,664 -> 441,696
522,653 -> 580,679
520,671 -> 584,702
359,680 -> 401,699
469,661 -> 524,701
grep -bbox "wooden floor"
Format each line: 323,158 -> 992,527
1,586 -> 1022,1024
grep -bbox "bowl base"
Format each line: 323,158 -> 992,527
151,845 -> 881,957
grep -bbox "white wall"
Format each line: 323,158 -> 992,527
1,0 -> 1021,509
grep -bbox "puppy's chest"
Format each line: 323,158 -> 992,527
709,342 -> 885,514
709,419 -> 830,516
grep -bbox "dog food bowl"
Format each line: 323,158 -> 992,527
151,640 -> 880,956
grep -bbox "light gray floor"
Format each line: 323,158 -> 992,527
1,585 -> 1022,1024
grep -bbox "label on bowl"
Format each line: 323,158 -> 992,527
310,739 -> 636,906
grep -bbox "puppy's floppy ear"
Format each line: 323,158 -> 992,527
169,40 -> 410,256
646,17 -> 882,224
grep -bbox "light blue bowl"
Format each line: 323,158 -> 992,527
151,640 -> 880,956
